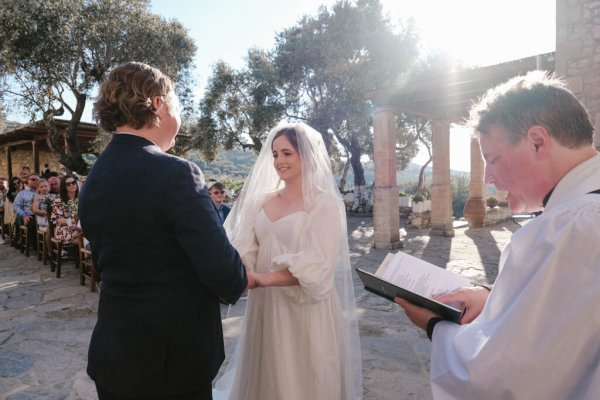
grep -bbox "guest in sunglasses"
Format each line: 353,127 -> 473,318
51,174 -> 80,245
208,182 -> 230,224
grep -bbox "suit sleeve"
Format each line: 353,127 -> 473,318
164,160 -> 247,303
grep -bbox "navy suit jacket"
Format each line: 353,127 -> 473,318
79,134 -> 247,397
213,202 -> 231,224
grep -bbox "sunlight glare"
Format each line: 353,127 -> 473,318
381,0 -> 555,67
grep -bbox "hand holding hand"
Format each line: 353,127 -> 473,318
246,270 -> 258,290
434,286 -> 490,324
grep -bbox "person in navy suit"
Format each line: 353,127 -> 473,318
79,62 -> 247,400
208,182 -> 230,224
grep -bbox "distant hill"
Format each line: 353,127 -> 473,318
185,149 -> 497,218
186,148 -> 476,190
186,149 -> 258,181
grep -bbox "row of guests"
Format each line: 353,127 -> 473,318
0,173 -> 81,248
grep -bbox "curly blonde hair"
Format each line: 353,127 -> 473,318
93,62 -> 175,132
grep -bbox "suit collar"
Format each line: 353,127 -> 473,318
111,133 -> 160,149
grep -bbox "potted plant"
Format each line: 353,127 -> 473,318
486,195 -> 499,208
399,190 -> 411,207
422,190 -> 432,211
412,193 -> 424,213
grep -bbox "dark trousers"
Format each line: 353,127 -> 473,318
95,382 -> 213,400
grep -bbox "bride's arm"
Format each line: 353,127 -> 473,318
248,268 -> 299,288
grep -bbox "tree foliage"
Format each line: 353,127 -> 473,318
273,0 -> 419,187
451,171 -> 470,218
189,49 -> 286,162
0,0 -> 196,174
396,114 -> 431,194
394,51 -> 463,194
189,0 -> 419,197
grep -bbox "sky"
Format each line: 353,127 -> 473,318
6,0 -> 556,172
159,0 -> 556,172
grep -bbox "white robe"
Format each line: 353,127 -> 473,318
431,154 -> 600,400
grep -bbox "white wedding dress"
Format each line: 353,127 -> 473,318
224,207 -> 348,400
217,122 -> 362,400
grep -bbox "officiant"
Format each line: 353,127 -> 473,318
395,71 -> 600,399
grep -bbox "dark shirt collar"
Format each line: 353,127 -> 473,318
542,187 -> 555,208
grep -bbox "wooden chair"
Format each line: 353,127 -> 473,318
9,222 -> 19,248
79,243 -> 98,292
2,222 -> 13,244
37,225 -> 48,264
19,224 -> 30,256
47,206 -> 79,278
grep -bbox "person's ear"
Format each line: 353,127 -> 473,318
526,125 -> 550,154
151,96 -> 162,112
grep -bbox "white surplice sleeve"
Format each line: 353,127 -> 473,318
271,193 -> 343,303
430,195 -> 600,400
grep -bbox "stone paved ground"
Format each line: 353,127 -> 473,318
0,216 -> 527,399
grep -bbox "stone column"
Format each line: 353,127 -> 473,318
430,120 -> 454,236
555,0 -> 600,150
372,106 -> 401,249
463,135 -> 486,228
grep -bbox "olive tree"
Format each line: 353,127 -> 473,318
0,0 -> 196,174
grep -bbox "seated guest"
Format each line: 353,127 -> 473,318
19,166 -> 30,183
13,174 -> 39,247
0,178 -> 6,244
0,178 -> 7,213
208,181 -> 230,224
51,175 -> 80,245
4,177 -> 21,230
32,178 -> 51,228
48,175 -> 60,198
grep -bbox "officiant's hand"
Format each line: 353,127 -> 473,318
395,297 -> 439,330
434,286 -> 490,324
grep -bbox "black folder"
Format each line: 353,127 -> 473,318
356,268 -> 464,323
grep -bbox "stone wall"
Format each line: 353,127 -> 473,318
0,149 -> 61,179
483,207 -> 513,226
409,211 -> 431,229
556,0 -> 600,149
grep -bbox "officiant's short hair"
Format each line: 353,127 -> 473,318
469,70 -> 593,148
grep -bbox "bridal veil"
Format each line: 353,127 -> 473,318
216,122 -> 362,399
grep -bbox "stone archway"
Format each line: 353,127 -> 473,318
366,53 -> 556,248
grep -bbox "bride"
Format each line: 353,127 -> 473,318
214,122 -> 362,399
